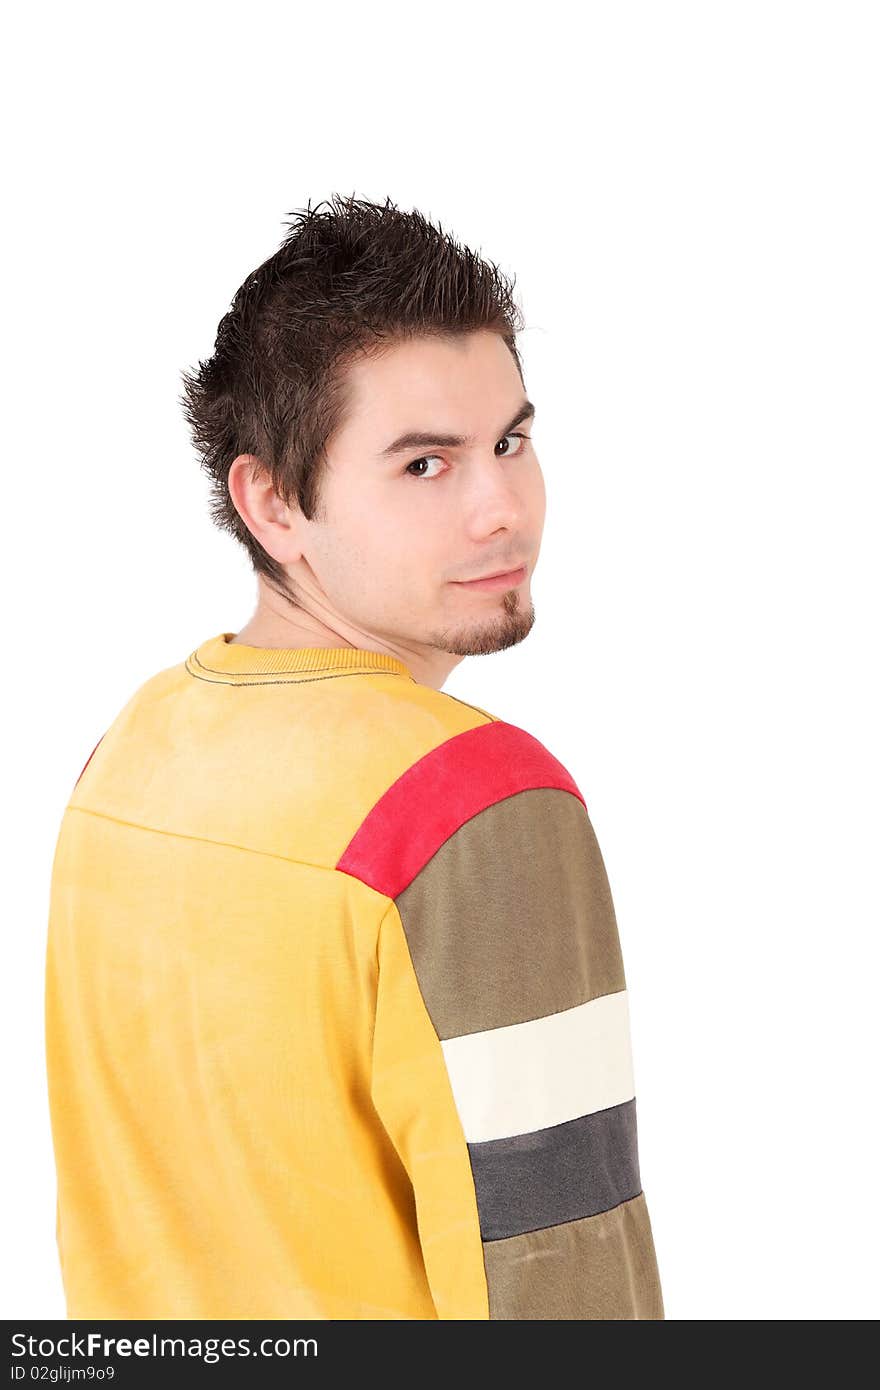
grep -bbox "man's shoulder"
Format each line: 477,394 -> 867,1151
336,694 -> 587,900
67,658 -> 190,799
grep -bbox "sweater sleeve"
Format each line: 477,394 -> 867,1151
366,773 -> 665,1320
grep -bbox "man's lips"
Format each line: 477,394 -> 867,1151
451,564 -> 528,591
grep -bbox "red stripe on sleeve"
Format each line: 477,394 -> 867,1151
336,719 -> 585,898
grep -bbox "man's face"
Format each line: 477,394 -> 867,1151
298,330 -> 546,658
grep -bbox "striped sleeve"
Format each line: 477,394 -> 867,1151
338,719 -> 664,1320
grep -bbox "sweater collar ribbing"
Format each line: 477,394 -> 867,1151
186,632 -> 416,684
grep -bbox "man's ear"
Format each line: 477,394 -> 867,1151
227,453 -> 305,565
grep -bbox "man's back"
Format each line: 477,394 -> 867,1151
45,632 -> 664,1319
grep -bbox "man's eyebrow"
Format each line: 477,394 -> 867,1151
377,400 -> 536,459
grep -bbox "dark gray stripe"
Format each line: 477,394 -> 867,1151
469,1097 -> 642,1241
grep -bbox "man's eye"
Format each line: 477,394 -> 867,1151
403,433 -> 530,480
403,455 -> 444,480
499,432 -> 530,458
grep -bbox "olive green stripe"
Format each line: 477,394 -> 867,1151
483,1191 -> 665,1319
395,786 -> 626,1040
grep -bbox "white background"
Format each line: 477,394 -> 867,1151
3,0 -> 878,1320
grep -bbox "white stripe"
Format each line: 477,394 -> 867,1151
439,988 -> 635,1144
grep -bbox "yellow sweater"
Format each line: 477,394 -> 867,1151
45,633 -> 664,1320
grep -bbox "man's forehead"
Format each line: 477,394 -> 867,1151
345,330 -> 515,400
335,333 -> 530,452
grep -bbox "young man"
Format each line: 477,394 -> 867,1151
45,194 -> 664,1320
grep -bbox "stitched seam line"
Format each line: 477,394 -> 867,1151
185,662 -> 415,688
65,803 -> 355,875
440,690 -> 498,722
187,650 -> 415,685
479,1190 -> 646,1244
